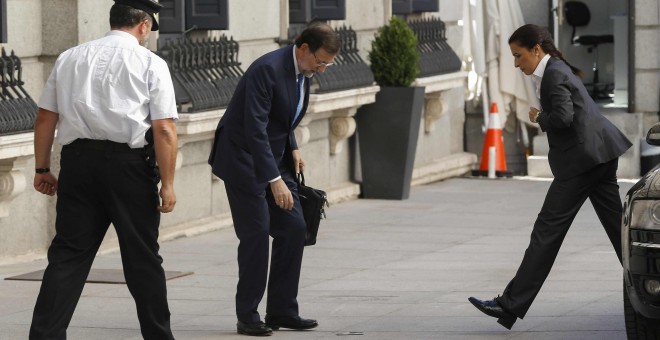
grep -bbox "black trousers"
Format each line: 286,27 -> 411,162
497,158 -> 623,319
29,140 -> 174,340
224,167 -> 307,324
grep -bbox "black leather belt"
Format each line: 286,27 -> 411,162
65,139 -> 144,153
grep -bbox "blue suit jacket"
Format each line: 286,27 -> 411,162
208,45 -> 310,193
537,57 -> 632,180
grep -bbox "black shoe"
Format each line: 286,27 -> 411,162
237,321 -> 273,336
468,296 -> 517,330
265,315 -> 318,330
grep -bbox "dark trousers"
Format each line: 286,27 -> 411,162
29,140 -> 174,340
497,158 -> 623,319
224,167 -> 307,324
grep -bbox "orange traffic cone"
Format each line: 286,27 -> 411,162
472,103 -> 510,178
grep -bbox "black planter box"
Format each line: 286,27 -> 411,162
356,86 -> 425,199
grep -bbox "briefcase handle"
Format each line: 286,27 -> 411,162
296,171 -> 306,187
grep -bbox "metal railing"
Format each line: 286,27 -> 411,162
0,48 -> 37,135
312,25 -> 374,93
408,18 -> 462,77
158,36 -> 243,113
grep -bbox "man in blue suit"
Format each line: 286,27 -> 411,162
208,22 -> 340,336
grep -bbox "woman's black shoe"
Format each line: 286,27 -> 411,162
468,296 -> 517,330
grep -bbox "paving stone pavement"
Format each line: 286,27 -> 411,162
0,177 -> 634,339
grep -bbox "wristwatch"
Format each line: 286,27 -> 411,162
35,168 -> 50,174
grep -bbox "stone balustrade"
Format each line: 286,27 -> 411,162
411,71 -> 477,185
300,85 -> 380,153
0,76 -> 473,262
414,71 -> 468,133
174,85 -> 380,217
0,132 -> 34,218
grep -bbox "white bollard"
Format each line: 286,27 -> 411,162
488,146 -> 496,179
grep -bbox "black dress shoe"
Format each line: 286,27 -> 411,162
237,321 -> 273,336
265,315 -> 318,330
468,297 -> 517,330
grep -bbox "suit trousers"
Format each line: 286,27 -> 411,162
497,158 -> 623,319
29,142 -> 174,340
224,167 -> 307,324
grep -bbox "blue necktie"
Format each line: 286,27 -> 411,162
293,73 -> 304,126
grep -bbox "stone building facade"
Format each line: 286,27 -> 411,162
0,0 -> 657,262
0,0 -> 473,262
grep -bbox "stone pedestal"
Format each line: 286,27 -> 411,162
0,133 -> 34,217
411,71 -> 476,184
299,85 -> 380,202
168,85 -> 380,237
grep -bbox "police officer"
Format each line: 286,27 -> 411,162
29,1 -> 178,339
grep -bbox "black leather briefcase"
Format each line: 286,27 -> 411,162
297,172 -> 328,246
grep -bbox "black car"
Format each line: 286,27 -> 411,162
623,124 -> 660,339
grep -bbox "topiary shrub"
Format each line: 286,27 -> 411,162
368,16 -> 420,87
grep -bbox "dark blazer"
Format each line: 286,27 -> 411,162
537,57 -> 631,180
208,45 -> 310,193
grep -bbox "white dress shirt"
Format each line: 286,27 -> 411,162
292,45 -> 305,96
269,46 -> 304,183
531,54 -> 551,101
39,30 -> 178,148
291,45 -> 306,125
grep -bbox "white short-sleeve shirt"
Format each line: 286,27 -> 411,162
39,30 -> 178,148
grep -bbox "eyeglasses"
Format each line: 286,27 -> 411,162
312,52 -> 334,67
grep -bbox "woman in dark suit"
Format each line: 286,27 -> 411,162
468,24 -> 632,329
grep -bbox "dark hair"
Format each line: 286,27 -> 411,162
508,24 -> 583,78
109,4 -> 152,29
294,21 -> 341,54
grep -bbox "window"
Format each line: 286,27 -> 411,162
290,0 -> 346,24
158,0 -> 228,33
0,0 -> 6,43
412,0 -> 438,13
159,0 -> 185,33
393,0 -> 439,15
392,0 -> 413,15
186,0 -> 228,30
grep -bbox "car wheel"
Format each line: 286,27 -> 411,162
624,279 -> 660,339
